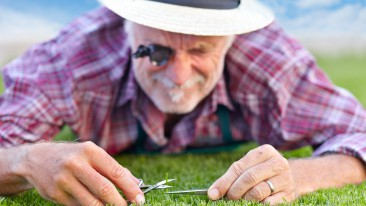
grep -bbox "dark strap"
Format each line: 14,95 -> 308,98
148,0 -> 241,10
132,104 -> 236,154
183,105 -> 242,154
134,121 -> 149,153
217,104 -> 233,143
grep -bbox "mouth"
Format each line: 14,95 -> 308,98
151,72 -> 206,103
168,88 -> 185,103
152,73 -> 205,88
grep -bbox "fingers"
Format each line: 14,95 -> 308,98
58,142 -> 143,205
208,145 -> 276,200
227,157 -> 289,200
25,142 -> 143,206
243,175 -> 289,201
132,176 -> 142,184
208,144 -> 295,205
58,196 -> 78,206
73,159 -> 130,205
243,180 -> 273,202
86,143 -> 144,204
61,175 -> 104,206
44,191 -> 76,206
262,191 -> 295,206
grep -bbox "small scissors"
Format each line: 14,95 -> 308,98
126,179 -> 175,205
138,179 -> 176,194
165,188 -> 208,195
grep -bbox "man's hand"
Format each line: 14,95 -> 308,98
16,141 -> 144,206
208,144 -> 297,205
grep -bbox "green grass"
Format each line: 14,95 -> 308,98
317,55 -> 366,106
1,55 -> 366,205
0,75 -> 4,94
1,145 -> 366,205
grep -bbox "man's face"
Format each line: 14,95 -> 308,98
127,22 -> 234,114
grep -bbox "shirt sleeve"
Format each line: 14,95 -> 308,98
278,52 -> 366,163
229,22 -> 366,164
0,39 -> 74,147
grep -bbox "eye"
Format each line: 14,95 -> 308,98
188,48 -> 210,55
188,48 -> 209,55
149,44 -> 174,66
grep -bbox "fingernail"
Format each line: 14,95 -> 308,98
208,188 -> 220,200
135,194 -> 145,205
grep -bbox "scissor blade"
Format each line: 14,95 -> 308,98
140,185 -> 172,189
165,189 -> 208,195
155,179 -> 176,187
143,179 -> 176,194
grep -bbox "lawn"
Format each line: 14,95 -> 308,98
316,55 -> 366,106
0,55 -> 366,205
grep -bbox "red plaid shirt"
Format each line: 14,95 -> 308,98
1,7 -> 366,161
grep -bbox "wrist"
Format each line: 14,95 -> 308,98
289,158 -> 316,196
9,144 -> 31,178
0,144 -> 33,194
289,154 -> 366,195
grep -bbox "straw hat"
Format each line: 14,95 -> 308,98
98,0 -> 275,36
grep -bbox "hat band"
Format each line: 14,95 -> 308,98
148,0 -> 241,10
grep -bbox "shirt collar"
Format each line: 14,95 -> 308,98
203,71 -> 235,115
116,56 -> 138,107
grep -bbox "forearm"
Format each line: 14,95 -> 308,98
0,146 -> 32,195
289,154 -> 366,196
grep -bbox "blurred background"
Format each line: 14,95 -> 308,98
0,0 -> 365,102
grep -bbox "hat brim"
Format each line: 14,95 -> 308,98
98,0 -> 275,36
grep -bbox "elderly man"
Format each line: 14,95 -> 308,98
0,0 -> 365,205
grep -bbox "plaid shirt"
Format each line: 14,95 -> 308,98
1,7 -> 366,161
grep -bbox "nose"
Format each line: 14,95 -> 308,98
165,52 -> 192,86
